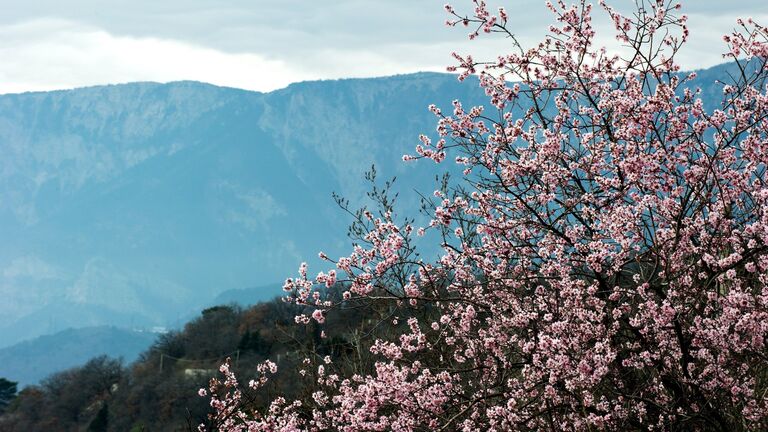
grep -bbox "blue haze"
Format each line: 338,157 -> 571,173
0,72 -> 487,348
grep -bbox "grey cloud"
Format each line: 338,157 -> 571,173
3,1 -> 765,53
0,0 -> 765,93
1,0 -> 445,53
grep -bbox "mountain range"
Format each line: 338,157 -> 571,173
0,63 -> 738,360
0,72 -> 491,349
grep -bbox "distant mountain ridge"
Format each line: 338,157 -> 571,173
0,64 -> 739,349
0,326 -> 157,387
0,71 -> 483,348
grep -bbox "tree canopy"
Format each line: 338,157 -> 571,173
0,378 -> 17,414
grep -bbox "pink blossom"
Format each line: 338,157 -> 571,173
200,2 -> 768,430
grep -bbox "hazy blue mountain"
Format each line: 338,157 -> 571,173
0,72 -> 486,348
0,326 -> 157,387
0,64 -> 739,349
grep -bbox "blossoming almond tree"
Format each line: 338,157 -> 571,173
201,0 -> 768,430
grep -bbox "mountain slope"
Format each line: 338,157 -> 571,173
0,73 -> 483,347
0,65 -> 738,347
0,326 -> 157,387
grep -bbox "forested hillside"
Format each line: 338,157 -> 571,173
0,284 -> 414,431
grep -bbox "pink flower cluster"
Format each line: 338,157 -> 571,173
202,1 -> 768,430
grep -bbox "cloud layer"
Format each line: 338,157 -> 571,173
0,1 -> 766,93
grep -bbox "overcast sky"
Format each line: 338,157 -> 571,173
0,0 -> 766,94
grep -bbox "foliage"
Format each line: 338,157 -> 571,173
87,403 -> 110,432
202,1 -> 768,431
0,378 -> 17,414
0,356 -> 123,431
0,290 -> 386,431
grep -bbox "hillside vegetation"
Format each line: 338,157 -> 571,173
0,283 -> 414,431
